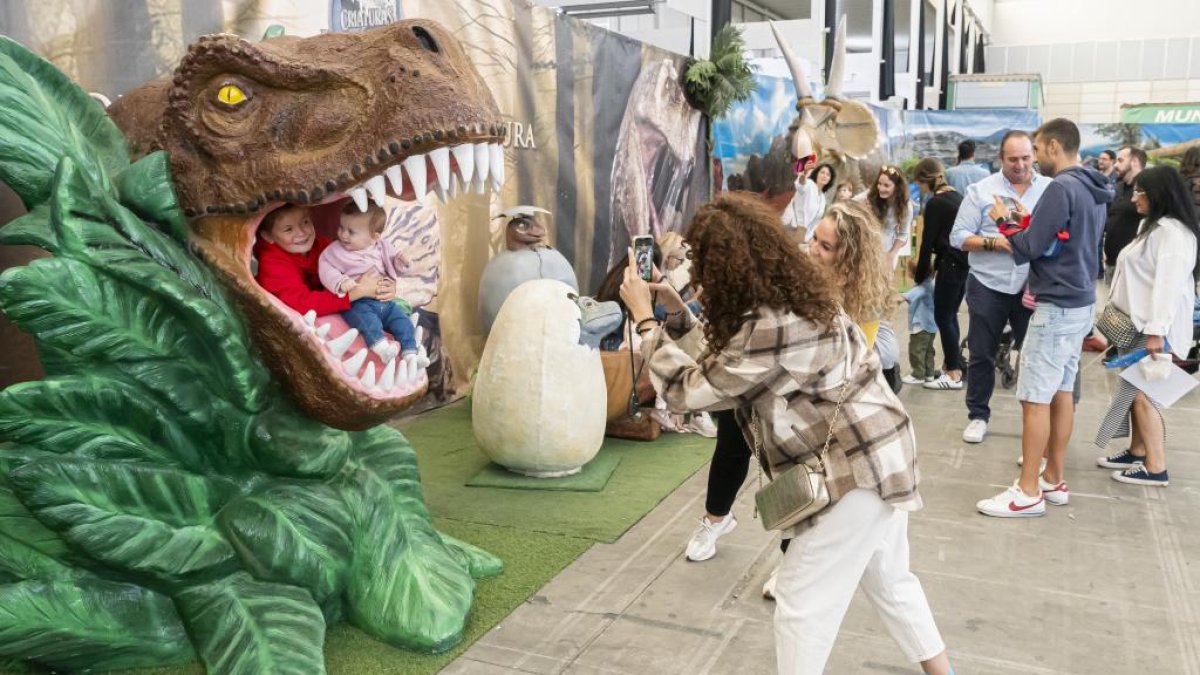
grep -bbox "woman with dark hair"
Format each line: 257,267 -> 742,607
911,158 -> 967,390
1180,146 -> 1200,211
861,165 -> 914,270
621,193 -> 951,674
1095,165 -> 1199,487
812,162 -> 837,198
785,162 -> 838,244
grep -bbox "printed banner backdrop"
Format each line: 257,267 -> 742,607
1078,123 -> 1200,163
712,68 -> 904,194
0,0 -> 709,410
896,109 -> 1042,171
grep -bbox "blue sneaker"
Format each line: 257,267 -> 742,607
1112,465 -> 1169,487
1097,448 -> 1144,470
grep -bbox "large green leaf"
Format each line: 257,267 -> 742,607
114,150 -> 188,243
244,404 -> 351,478
8,458 -> 239,581
40,157 -> 269,412
0,578 -> 194,671
0,483 -> 78,582
0,204 -> 57,253
0,257 -> 221,421
218,483 -> 353,608
340,427 -> 476,652
0,37 -> 128,211
175,572 -> 327,675
0,376 -> 207,470
440,533 -> 504,579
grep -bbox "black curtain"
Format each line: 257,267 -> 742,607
879,0 -> 896,100
960,20 -> 969,76
974,35 -> 986,73
824,0 -> 837,84
938,0 -> 950,108
915,0 -> 926,108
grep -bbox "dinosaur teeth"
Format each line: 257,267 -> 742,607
385,165 -> 404,195
489,143 -> 505,190
360,361 -> 377,388
302,310 -> 316,327
327,328 -> 359,358
365,175 -> 387,207
473,142 -> 490,193
394,357 -> 410,385
379,358 -> 397,389
403,154 -> 428,201
430,146 -> 451,195
349,186 -> 369,212
405,355 -> 420,382
315,323 -> 331,339
451,143 -> 475,185
342,348 -> 368,377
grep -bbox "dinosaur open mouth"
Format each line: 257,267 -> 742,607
189,140 -> 505,430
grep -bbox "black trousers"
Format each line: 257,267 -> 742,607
933,261 -> 969,372
705,409 -> 751,517
965,275 -> 1032,422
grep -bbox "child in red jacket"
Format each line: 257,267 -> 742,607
254,205 -> 383,315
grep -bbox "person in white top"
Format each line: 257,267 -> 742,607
859,165 -> 914,271
1094,165 -> 1200,488
785,162 -> 836,244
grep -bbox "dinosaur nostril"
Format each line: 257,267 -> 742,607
412,26 -> 439,53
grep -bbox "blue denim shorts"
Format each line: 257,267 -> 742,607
1015,302 -> 1094,404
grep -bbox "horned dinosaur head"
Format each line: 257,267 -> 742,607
108,21 -> 505,430
769,17 -> 881,173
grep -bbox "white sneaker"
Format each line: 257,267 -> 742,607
687,412 -> 718,438
762,565 -> 779,601
1039,475 -> 1069,506
901,374 -> 926,385
685,515 -> 737,562
924,373 -> 964,390
976,481 -> 1045,518
370,340 -> 400,363
402,351 -> 430,368
962,419 -> 988,444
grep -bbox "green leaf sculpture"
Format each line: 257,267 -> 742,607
0,35 -> 501,673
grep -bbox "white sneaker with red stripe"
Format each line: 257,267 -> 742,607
1038,475 -> 1069,506
976,481 -> 1045,518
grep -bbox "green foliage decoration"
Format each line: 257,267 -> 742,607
682,24 -> 758,120
0,37 -> 500,673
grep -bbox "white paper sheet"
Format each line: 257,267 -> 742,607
1120,362 -> 1200,408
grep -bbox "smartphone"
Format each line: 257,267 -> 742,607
633,235 -> 655,282
999,196 -> 1021,213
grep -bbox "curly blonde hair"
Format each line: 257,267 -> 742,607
685,193 -> 839,354
819,201 -> 893,324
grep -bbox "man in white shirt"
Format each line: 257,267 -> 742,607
948,131 -> 1052,443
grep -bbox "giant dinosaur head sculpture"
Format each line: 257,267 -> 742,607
108,21 -> 505,430
769,17 -> 881,177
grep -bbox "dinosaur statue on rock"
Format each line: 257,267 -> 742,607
770,17 -> 884,193
0,21 -> 505,674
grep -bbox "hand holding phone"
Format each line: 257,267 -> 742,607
632,235 -> 655,282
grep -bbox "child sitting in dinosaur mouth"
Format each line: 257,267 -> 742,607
319,203 -> 428,368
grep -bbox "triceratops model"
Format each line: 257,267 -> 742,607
770,17 -> 883,191
0,21 -> 504,674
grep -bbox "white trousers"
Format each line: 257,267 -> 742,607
774,489 -> 945,674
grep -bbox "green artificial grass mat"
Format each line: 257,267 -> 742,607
5,401 -> 712,675
401,401 -> 716,542
465,453 -> 622,491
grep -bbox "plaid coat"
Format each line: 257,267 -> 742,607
641,307 -> 922,515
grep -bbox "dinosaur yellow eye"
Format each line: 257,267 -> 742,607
217,84 -> 247,107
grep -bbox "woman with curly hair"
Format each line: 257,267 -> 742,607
620,192 -> 951,675
861,165 -> 914,270
809,201 -> 896,346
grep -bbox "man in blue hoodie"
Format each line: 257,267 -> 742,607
976,118 -> 1114,519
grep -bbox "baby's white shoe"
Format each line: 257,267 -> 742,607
371,340 -> 400,363
402,350 -> 430,369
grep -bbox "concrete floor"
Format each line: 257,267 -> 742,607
445,316 -> 1200,675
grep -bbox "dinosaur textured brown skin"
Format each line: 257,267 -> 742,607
109,21 -> 504,430
504,217 -> 548,251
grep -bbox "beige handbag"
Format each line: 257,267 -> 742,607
749,376 -> 851,532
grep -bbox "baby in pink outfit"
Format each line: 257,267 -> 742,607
319,203 -> 425,366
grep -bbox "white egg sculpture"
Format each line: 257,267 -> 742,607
472,279 -> 622,477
